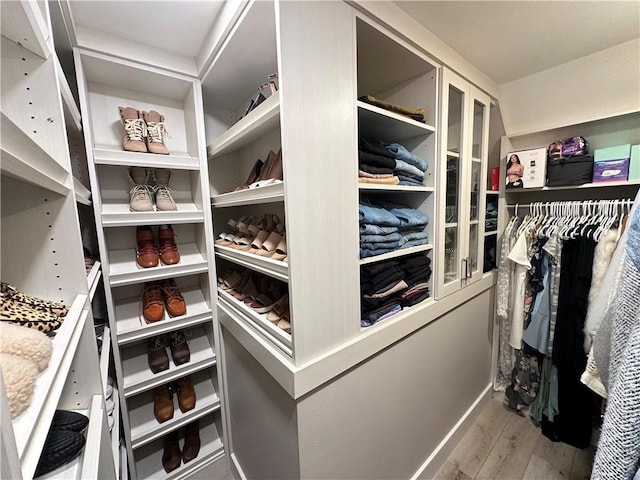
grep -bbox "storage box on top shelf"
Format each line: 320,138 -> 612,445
593,144 -> 631,183
630,144 -> 640,182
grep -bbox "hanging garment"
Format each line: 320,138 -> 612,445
508,232 -> 532,349
545,236 -> 597,449
592,205 -> 640,479
523,254 -> 551,353
505,345 -> 542,409
543,233 -> 564,356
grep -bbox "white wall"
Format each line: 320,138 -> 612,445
499,39 -> 640,136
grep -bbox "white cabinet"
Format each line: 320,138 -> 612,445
436,68 -> 491,299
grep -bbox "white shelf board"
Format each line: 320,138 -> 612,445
217,289 -> 292,354
484,230 -> 498,237
214,244 -> 288,282
129,371 -> 220,450
505,180 -> 640,193
1,0 -> 50,59
93,145 -> 200,170
74,176 -> 91,205
115,286 -> 213,346
207,91 -> 280,158
100,326 -> 112,397
108,243 -> 208,287
359,244 -> 433,266
87,261 -> 102,301
211,181 -> 284,207
101,202 -> 204,227
55,56 -> 81,133
14,295 -> 88,480
358,184 -> 433,192
134,418 -> 224,480
486,190 -> 500,195
1,112 -> 70,196
122,326 -> 216,398
446,150 -> 460,158
357,100 -> 435,140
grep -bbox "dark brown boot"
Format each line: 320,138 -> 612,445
176,376 -> 196,413
148,335 -> 169,374
153,385 -> 174,423
182,420 -> 201,463
169,330 -> 190,366
162,430 -> 181,473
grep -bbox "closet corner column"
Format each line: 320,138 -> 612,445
276,0 -> 360,364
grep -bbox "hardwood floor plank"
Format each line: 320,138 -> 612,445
475,412 -> 540,480
433,460 -> 473,480
522,453 -> 565,480
569,446 -> 595,480
446,399 -> 511,478
532,434 -> 576,477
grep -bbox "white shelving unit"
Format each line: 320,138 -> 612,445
74,44 -> 225,479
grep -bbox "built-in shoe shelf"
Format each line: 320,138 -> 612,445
56,56 -> 82,134
128,370 -> 220,450
100,202 -> 205,227
134,414 -> 224,480
87,261 -> 102,301
207,92 -> 281,159
217,289 -> 292,357
121,326 -> 217,398
93,145 -> 201,171
74,176 -> 92,206
211,181 -> 285,208
115,286 -> 213,346
214,244 -> 288,282
108,244 -> 208,287
358,184 -> 434,192
358,101 -> 435,140
359,243 -> 434,266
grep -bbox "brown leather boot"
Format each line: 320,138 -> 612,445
136,226 -> 158,268
147,335 -> 169,374
161,279 -> 186,317
162,430 -> 181,473
182,420 -> 201,463
153,385 -> 174,423
158,225 -> 180,265
119,107 -> 147,153
142,282 -> 164,323
169,330 -> 190,366
176,376 -> 195,413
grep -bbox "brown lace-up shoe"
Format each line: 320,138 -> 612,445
161,279 -> 186,317
142,282 -> 164,322
158,225 -> 180,265
169,329 -> 190,366
148,335 -> 169,374
136,226 -> 158,268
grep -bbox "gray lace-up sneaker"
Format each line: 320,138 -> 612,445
128,167 -> 154,211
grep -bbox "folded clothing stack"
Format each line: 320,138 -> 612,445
359,95 -> 426,123
359,138 -> 428,187
361,254 -> 432,327
359,196 -> 429,258
485,198 -> 498,231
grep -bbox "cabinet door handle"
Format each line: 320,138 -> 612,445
462,258 -> 467,280
467,256 -> 471,278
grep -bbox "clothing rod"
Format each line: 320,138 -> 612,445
506,199 -> 633,208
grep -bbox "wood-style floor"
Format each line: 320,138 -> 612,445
435,398 -> 596,480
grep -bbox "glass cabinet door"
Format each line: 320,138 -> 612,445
466,89 -> 490,283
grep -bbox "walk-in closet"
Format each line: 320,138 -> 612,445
1,1 -> 639,479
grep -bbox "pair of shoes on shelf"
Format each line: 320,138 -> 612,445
128,167 -> 176,212
136,225 -> 180,268
266,294 -> 291,333
0,282 -> 68,335
232,148 -> 283,192
120,106 -> 170,155
142,279 -> 186,323
148,330 -> 191,374
163,420 -> 201,473
238,73 -> 279,121
215,214 -> 288,262
153,375 -> 196,423
34,410 -> 89,477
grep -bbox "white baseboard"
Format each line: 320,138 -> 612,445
410,383 -> 492,480
231,453 -> 248,480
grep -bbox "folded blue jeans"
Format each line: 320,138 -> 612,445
394,160 -> 424,179
401,238 -> 429,249
359,203 -> 401,227
360,232 -> 403,243
400,231 -> 428,245
387,143 -> 428,172
397,177 -> 424,187
360,240 -> 401,250
360,246 -> 398,258
359,224 -> 399,235
375,201 -> 429,228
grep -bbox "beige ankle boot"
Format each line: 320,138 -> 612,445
119,107 -> 147,153
127,167 -> 154,211
152,169 -> 177,211
143,110 -> 169,155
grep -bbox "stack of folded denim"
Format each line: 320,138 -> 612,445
359,138 -> 428,187
485,198 -> 498,232
359,197 -> 429,258
360,254 -> 432,327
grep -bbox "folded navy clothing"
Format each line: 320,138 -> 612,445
361,294 -> 402,316
360,138 -> 394,159
359,150 -> 396,169
362,302 -> 402,327
359,164 -> 395,176
399,255 -> 432,270
405,270 -> 432,288
360,246 -> 396,258
401,289 -> 430,307
361,260 -> 400,278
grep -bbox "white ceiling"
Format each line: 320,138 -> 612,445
69,1 -> 224,58
394,1 -> 640,85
